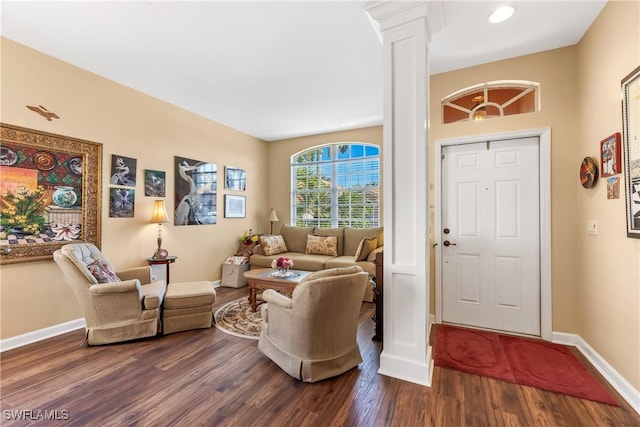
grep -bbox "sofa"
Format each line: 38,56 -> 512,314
249,224 -> 383,301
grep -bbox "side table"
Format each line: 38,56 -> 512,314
147,256 -> 177,284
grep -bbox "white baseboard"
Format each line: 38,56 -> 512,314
212,280 -> 221,288
0,318 -> 85,353
553,331 -> 640,415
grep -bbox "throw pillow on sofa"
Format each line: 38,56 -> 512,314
354,236 -> 378,261
260,235 -> 288,256
305,234 -> 338,256
313,227 -> 344,256
87,259 -> 121,283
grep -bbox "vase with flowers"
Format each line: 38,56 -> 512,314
236,229 -> 259,258
271,256 -> 294,276
239,229 -> 259,246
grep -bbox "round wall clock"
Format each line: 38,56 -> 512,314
580,156 -> 599,189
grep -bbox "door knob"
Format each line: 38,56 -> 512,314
443,240 -> 457,247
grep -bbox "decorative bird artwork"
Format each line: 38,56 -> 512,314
26,105 -> 60,121
175,160 -> 201,226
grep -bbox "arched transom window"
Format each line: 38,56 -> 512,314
291,143 -> 380,228
442,81 -> 539,124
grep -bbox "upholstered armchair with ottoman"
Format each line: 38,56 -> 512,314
54,243 -> 167,345
258,266 -> 368,382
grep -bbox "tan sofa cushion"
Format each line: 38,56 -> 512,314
344,227 -> 383,256
285,254 -> 335,271
305,234 -> 338,256
249,252 -> 331,271
313,227 -> 345,256
280,225 -> 314,253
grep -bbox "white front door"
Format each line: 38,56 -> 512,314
441,137 -> 540,336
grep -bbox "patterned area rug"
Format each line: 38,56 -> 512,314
214,297 -> 262,339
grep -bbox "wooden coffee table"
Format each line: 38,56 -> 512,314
243,268 -> 312,312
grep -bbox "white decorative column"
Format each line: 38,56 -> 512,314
366,1 -> 443,386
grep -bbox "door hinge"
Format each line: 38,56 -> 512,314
441,153 -> 445,160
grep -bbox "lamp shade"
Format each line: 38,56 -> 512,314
269,208 -> 279,222
150,200 -> 169,224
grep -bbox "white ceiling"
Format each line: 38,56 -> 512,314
1,1 -> 606,141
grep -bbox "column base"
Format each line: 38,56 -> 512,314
378,346 -> 434,387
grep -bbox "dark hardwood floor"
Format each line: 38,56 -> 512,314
1,286 -> 638,426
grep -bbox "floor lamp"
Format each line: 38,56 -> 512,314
269,208 -> 279,234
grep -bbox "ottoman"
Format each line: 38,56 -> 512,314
163,281 -> 216,334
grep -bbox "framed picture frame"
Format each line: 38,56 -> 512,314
174,156 -> 217,226
622,66 -> 640,238
0,123 -> 102,264
109,188 -> 135,218
225,166 -> 247,191
109,154 -> 137,187
144,169 -> 166,197
600,132 -> 621,177
224,195 -> 246,218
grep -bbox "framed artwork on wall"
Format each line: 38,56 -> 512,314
174,156 -> 217,225
622,65 -> 640,238
224,195 -> 246,218
225,166 -> 246,191
600,132 -> 621,177
607,177 -> 620,199
0,124 -> 102,264
109,188 -> 135,218
144,169 -> 166,197
110,154 -> 136,187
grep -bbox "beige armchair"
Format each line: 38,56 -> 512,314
53,243 -> 167,345
258,266 -> 368,382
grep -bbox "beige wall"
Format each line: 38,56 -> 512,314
430,46 -> 581,332
576,0 -> 640,390
0,38 -> 268,339
267,126 -> 383,231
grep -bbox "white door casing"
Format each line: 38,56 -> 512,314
435,129 -> 552,340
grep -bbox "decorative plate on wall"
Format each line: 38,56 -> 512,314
580,156 -> 599,189
0,147 -> 18,166
33,151 -> 56,171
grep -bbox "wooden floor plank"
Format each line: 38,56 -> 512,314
1,286 -> 639,426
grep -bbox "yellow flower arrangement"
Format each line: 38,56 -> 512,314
1,185 -> 47,235
239,229 -> 259,245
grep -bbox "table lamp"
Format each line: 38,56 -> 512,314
269,208 -> 279,234
150,200 -> 170,258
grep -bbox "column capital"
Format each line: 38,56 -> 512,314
366,0 -> 444,38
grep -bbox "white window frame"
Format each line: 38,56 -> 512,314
291,143 -> 380,229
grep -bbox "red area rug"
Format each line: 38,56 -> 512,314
434,325 -> 618,406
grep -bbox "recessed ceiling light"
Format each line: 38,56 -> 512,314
489,5 -> 515,23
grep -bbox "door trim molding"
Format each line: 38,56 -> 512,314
434,128 -> 552,340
